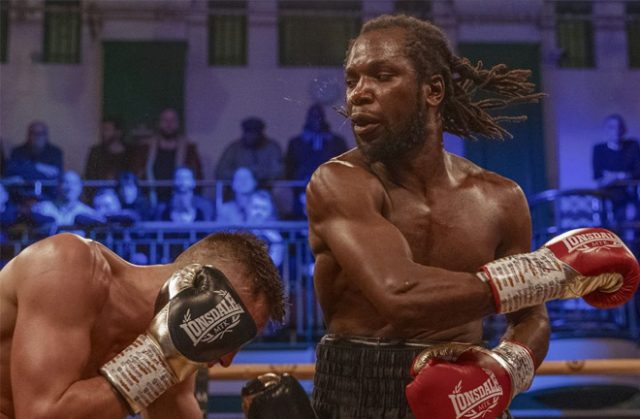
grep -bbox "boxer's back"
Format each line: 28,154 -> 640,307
0,234 -> 104,416
0,233 -> 159,418
309,150 -> 526,343
0,254 -> 19,418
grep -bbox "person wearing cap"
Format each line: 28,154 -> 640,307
215,117 -> 284,184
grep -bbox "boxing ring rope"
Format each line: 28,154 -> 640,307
208,359 -> 640,380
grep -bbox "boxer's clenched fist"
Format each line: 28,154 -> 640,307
241,373 -> 317,419
406,341 -> 535,419
100,264 -> 257,413
477,227 -> 639,313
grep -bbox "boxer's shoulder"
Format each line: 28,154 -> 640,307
309,149 -> 382,196
13,233 -> 111,298
22,233 -> 95,266
307,159 -> 385,227
451,153 -> 525,201
313,149 -> 371,177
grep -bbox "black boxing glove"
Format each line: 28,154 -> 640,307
241,373 -> 318,419
100,264 -> 257,413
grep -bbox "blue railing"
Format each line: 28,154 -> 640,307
2,183 -> 639,346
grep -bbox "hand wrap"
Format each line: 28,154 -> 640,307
101,264 -> 257,413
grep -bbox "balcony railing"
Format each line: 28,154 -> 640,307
2,181 -> 639,346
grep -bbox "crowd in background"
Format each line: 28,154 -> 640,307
592,113 -> 640,223
0,103 -> 348,267
1,108 -> 638,345
1,109 -> 639,266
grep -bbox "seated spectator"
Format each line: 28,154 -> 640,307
5,121 -> 64,201
0,183 -> 18,233
129,108 -> 203,204
286,103 -> 348,181
93,188 -> 122,215
31,170 -> 104,227
116,171 -> 154,221
247,189 -> 284,268
84,116 -> 130,181
216,166 -> 258,224
0,137 -> 7,175
0,183 -> 18,266
592,114 -> 640,222
155,166 -> 214,222
284,104 -> 347,218
215,117 -> 283,184
93,187 -> 139,226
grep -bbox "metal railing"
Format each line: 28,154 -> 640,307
2,184 -> 639,346
527,186 -> 640,343
0,220 -> 324,345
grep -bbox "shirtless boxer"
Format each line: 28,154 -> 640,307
0,231 -> 285,419
306,14 -> 639,419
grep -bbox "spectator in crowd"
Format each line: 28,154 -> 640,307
31,170 -> 103,227
285,104 -> 348,218
116,171 -> 154,221
0,183 -> 18,267
93,186 -> 143,226
215,117 -> 283,184
0,183 -> 18,232
4,121 -> 64,201
84,116 -> 130,181
0,137 -> 7,175
216,166 -> 258,224
93,188 -> 122,216
286,103 -> 348,182
592,113 -> 640,221
130,108 -> 203,203
155,166 -> 214,223
246,189 -> 284,268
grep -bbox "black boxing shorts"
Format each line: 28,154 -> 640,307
312,335 -> 512,419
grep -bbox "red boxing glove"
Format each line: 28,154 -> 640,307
544,228 -> 639,308
406,342 -> 534,419
478,228 -> 640,313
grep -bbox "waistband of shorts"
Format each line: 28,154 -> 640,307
319,334 -> 477,348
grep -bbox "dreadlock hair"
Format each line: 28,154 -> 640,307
175,231 -> 286,323
350,14 -> 545,140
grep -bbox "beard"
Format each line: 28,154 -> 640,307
356,95 -> 427,165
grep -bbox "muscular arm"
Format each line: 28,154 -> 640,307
143,376 -> 202,419
307,161 -> 496,332
494,187 -> 550,367
8,235 -> 129,419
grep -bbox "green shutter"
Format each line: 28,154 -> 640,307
278,1 -> 361,67
208,0 -> 247,66
555,1 -> 594,68
0,1 -> 9,63
43,0 -> 82,64
627,1 -> 640,68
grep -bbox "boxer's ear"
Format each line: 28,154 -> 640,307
218,351 -> 238,367
424,74 -> 445,107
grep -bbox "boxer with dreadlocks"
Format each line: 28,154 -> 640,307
306,14 -> 638,419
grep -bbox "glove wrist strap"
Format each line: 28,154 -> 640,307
490,341 -> 535,398
479,248 -> 569,313
100,334 -> 179,413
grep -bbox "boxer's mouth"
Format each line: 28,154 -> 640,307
351,113 -> 381,135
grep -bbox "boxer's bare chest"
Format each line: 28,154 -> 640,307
321,177 -> 505,339
384,183 -> 502,271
